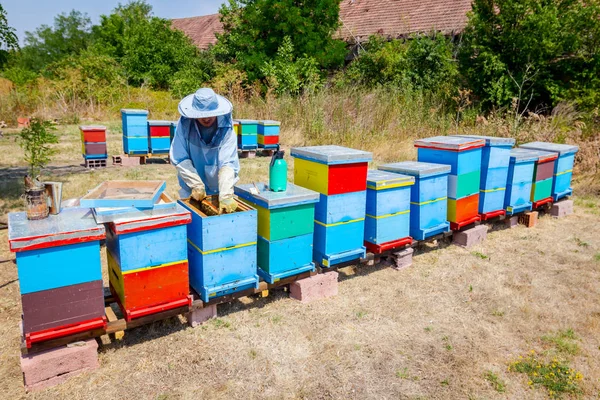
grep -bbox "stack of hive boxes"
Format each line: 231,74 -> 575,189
121,109 -> 149,155
504,148 -> 538,215
179,198 -> 259,302
291,145 -> 372,267
147,120 -> 172,155
520,142 -> 579,202
457,135 -> 516,219
235,183 -> 319,283
236,119 -> 259,151
257,120 -> 280,150
415,136 -> 485,230
379,162 -> 451,240
364,170 -> 415,253
523,149 -> 558,208
80,125 -> 108,168
8,208 -> 107,348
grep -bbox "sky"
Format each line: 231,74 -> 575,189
2,0 -> 227,44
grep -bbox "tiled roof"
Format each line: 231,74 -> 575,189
172,1 -> 472,50
171,14 -> 223,49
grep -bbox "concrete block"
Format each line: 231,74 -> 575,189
550,200 -> 573,218
119,155 -> 141,167
392,247 -> 414,270
21,339 -> 99,392
290,271 -> 339,304
187,304 -> 217,327
239,151 -> 256,159
505,215 -> 519,229
453,225 -> 488,248
519,211 -> 538,228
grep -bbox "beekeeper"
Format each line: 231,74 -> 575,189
170,88 -> 239,213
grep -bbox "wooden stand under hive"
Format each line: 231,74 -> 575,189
235,182 -> 319,283
8,208 -> 107,349
179,198 -> 259,302
379,161 -> 451,241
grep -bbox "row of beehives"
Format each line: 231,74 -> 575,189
7,137 -> 577,350
233,119 -> 281,151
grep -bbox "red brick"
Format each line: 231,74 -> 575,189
290,271 -> 339,304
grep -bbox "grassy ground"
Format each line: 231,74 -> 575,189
1,124 -> 600,399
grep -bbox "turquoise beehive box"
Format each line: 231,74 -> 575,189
237,119 -> 259,150
504,148 -> 538,215
178,199 -> 259,302
379,161 -> 451,240
519,142 -> 578,201
456,135 -> 515,218
364,170 -> 415,253
235,183 -> 319,283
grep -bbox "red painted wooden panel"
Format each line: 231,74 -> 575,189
149,126 -> 170,137
82,130 -> 106,142
262,135 -> 279,145
454,193 -> 479,223
120,262 -> 189,310
328,162 -> 369,195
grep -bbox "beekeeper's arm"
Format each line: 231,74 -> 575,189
170,119 -> 206,200
217,127 -> 240,213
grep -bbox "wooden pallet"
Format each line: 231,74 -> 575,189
238,150 -> 257,159
126,153 -> 170,165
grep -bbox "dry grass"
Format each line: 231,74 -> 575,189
1,123 -> 600,399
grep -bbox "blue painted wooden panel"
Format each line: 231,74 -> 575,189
258,125 -> 280,135
365,213 -> 410,244
257,234 -> 313,278
556,154 -> 575,173
123,136 -> 148,154
507,160 -> 535,185
411,174 -> 449,203
150,137 -> 170,153
553,154 -> 575,200
483,146 -> 512,169
366,186 -> 411,217
83,154 -> 107,160
314,191 -> 366,224
313,219 -> 364,258
481,167 -> 509,190
121,111 -> 148,137
410,198 -> 449,240
504,182 -> 533,213
187,242 -> 258,302
418,147 -> 482,175
479,190 -> 506,214
179,200 -> 257,252
106,225 -> 187,271
16,241 -> 102,295
238,135 -> 257,146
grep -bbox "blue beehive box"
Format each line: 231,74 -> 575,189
235,183 -> 319,283
457,135 -> 515,217
364,170 -> 415,252
178,198 -> 259,302
504,148 -> 538,214
121,109 -> 149,155
519,142 -> 579,201
379,161 -> 451,240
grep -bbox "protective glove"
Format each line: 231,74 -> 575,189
219,197 -> 238,214
191,186 -> 207,201
218,166 -> 236,200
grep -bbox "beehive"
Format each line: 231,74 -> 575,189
257,120 -> 280,149
519,142 -> 578,201
379,161 -> 451,240
235,183 -> 319,283
8,208 -> 106,348
147,120 -> 172,154
80,125 -> 107,161
504,148 -> 537,215
179,199 -> 259,302
364,170 -> 415,253
291,145 -> 372,267
106,204 -> 192,320
415,136 -> 485,229
237,119 -> 258,150
523,149 -> 558,208
457,135 -> 515,218
121,109 -> 149,155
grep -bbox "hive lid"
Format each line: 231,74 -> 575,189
233,120 -> 240,125
290,145 -> 373,165
148,120 -> 173,126
455,135 -> 515,147
80,180 -> 166,209
79,125 -> 106,131
8,207 -> 105,252
258,120 -> 281,126
520,141 -> 579,155
108,203 -> 191,235
367,170 -> 415,189
120,109 -> 149,115
234,183 -> 319,209
92,193 -> 178,224
522,149 -> 559,163
414,136 -> 485,151
378,161 -> 451,177
237,119 -> 259,124
509,148 -> 541,163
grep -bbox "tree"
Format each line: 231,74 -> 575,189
18,10 -> 92,71
0,4 -> 19,68
216,0 -> 346,81
459,0 -> 600,111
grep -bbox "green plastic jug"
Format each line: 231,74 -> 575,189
269,148 -> 287,192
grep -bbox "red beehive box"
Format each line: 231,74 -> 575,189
148,120 -> 172,137
80,125 -> 106,143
